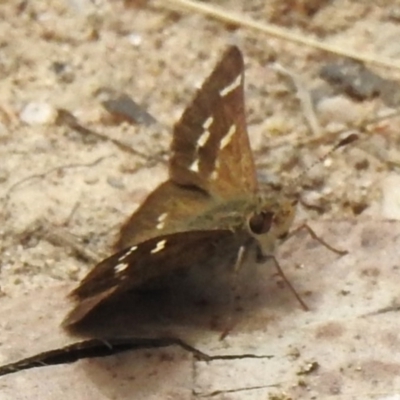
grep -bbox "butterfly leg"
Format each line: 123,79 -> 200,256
288,223 -> 348,256
269,255 -> 309,311
220,245 -> 247,340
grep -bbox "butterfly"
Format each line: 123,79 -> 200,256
63,46 -> 306,327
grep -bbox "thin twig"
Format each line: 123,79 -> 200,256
272,63 -> 322,137
256,108 -> 400,153
19,219 -> 102,264
57,109 -> 167,165
159,0 -> 400,71
2,156 -> 110,207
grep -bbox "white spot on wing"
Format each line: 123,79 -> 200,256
203,116 -> 213,129
189,158 -> 200,172
115,263 -> 129,273
196,116 -> 213,149
156,212 -> 168,230
220,124 -> 236,149
118,245 -> 137,262
210,159 -> 220,180
219,75 -> 242,97
126,245 -> 138,255
151,239 -> 167,254
197,130 -> 210,148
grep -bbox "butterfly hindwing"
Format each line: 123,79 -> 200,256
116,181 -> 211,250
64,229 -> 241,326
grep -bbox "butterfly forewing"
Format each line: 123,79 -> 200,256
116,46 -> 257,250
170,46 -> 258,198
65,230 -> 242,326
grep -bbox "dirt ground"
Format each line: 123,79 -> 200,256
1,0 -> 400,398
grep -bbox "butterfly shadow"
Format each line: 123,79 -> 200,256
69,253 -> 303,335
62,254 -> 310,397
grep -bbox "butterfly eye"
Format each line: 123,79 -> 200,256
248,211 -> 274,235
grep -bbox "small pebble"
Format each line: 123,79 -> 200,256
127,32 -> 142,47
107,176 -> 125,189
19,102 -> 56,125
381,174 -> 400,219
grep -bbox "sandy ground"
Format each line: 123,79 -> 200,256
1,0 -> 400,398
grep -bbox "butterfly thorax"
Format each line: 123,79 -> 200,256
185,195 -> 259,231
185,193 -> 296,257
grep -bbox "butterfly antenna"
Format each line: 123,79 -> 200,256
288,107 -> 400,191
289,132 -> 359,193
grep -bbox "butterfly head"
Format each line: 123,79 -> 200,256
246,196 -> 296,257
